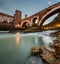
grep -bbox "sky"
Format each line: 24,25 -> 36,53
0,0 -> 60,24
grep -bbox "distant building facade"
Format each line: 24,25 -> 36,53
0,12 -> 14,27
0,10 -> 22,28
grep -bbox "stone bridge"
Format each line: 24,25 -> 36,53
21,2 -> 60,28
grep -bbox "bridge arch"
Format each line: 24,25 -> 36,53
38,5 -> 60,26
31,16 -> 39,26
21,20 -> 30,28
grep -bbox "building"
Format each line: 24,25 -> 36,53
13,10 -> 22,28
0,10 -> 22,28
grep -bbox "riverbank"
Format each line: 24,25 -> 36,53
30,31 -> 60,64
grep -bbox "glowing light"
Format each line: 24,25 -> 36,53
15,32 -> 21,46
35,19 -> 38,24
16,24 -> 20,28
56,24 -> 60,27
16,32 -> 20,35
15,35 -> 21,46
44,27 -> 49,30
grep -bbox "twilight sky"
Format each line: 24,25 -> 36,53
0,0 -> 60,17
0,0 -> 60,24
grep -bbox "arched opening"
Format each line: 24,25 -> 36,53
32,17 -> 38,27
22,22 -> 30,29
21,20 -> 30,28
43,14 -> 58,25
38,6 -> 60,26
42,13 -> 59,30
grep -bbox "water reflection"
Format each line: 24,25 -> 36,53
25,56 -> 45,64
34,37 -> 39,45
0,31 -> 54,64
16,32 -> 20,35
15,33 -> 21,46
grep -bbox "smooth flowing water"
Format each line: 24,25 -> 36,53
0,31 -> 54,64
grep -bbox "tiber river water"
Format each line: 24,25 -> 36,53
0,30 -> 56,64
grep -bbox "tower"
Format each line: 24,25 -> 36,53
14,10 -> 22,28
